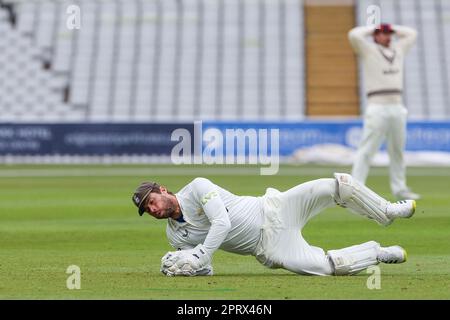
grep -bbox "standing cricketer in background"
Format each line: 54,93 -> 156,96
132,176 -> 416,277
349,23 -> 420,200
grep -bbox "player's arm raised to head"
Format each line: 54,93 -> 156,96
348,25 -> 376,55
192,177 -> 232,257
392,24 -> 417,53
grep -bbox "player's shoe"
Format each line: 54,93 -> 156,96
386,200 -> 416,219
377,245 -> 407,264
395,189 -> 421,200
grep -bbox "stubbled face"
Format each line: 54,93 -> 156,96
374,32 -> 392,47
144,191 -> 178,219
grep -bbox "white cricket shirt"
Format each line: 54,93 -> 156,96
166,177 -> 264,256
348,25 -> 417,105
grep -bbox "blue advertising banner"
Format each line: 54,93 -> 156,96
1,121 -> 450,157
202,120 -> 450,156
0,123 -> 193,155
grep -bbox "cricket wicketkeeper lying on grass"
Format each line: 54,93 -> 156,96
132,174 -> 416,277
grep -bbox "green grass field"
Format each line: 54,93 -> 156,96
1,164 -> 449,299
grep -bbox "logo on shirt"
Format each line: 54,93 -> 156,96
201,191 -> 218,205
383,68 -> 399,75
181,229 -> 189,238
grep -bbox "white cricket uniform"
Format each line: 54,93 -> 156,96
165,177 -> 337,276
348,25 -> 417,195
167,177 -> 264,255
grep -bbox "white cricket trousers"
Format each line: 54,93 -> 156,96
352,103 -> 408,195
255,179 -> 337,276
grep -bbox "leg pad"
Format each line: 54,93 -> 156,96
334,173 -> 392,226
327,241 -> 380,275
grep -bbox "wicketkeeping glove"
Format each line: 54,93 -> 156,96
160,244 -> 213,277
183,244 -> 211,270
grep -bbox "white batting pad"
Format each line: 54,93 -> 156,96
334,173 -> 392,226
327,241 -> 380,276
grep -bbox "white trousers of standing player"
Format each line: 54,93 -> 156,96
254,179 -> 337,276
351,103 -> 408,195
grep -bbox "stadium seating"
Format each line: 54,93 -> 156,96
0,0 -> 449,122
0,2 -> 83,122
0,0 -> 306,122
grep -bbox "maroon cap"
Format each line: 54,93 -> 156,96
374,23 -> 394,34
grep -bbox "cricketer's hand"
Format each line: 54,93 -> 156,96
160,244 -> 213,276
